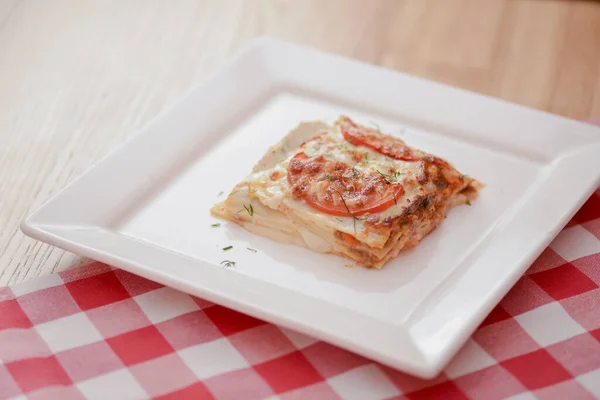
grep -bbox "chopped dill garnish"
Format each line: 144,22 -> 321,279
347,168 -> 360,179
322,174 -> 337,181
465,200 -> 472,206
217,191 -> 224,196
334,190 -> 363,233
247,247 -> 257,253
242,204 -> 254,216
211,223 -> 221,227
336,191 -> 354,218
222,245 -> 233,251
369,120 -> 381,131
392,190 -> 398,205
220,260 -> 236,268
376,169 -> 401,184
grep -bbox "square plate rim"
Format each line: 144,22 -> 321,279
21,37 -> 600,378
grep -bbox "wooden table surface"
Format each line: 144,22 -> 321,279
1,0 -> 600,286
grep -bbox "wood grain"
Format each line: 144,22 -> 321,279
1,0 -> 599,286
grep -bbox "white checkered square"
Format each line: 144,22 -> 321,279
550,225 -> 600,262
577,369 -> 600,396
505,393 -> 538,400
10,274 -> 64,297
77,369 -> 147,400
35,313 -> 103,353
444,339 -> 496,378
179,338 -> 249,379
279,328 -> 318,350
327,364 -> 400,400
515,302 -> 585,346
134,287 -> 199,324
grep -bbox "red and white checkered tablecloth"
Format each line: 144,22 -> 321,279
2,121 -> 600,399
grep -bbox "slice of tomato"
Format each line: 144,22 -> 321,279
287,152 -> 404,217
337,116 -> 421,162
303,184 -> 404,217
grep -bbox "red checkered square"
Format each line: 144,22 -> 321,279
572,254 -> 600,286
590,328 -> 600,342
582,218 -> 600,241
473,318 -> 540,361
156,310 -> 221,350
87,298 -> 152,338
499,276 -> 554,316
546,333 -> 600,375
525,248 -> 568,275
478,305 -> 512,328
571,192 -> 600,224
406,381 -> 468,400
0,299 -> 32,329
107,325 -> 174,366
534,379 -> 595,400
154,382 -> 214,400
66,272 -> 130,311
17,285 -> 80,325
113,269 -> 163,296
56,341 -> 123,381
254,351 -> 324,394
0,287 -> 14,301
302,342 -> 369,378
204,367 -> 273,399
0,328 -> 50,363
501,349 -> 572,390
530,263 -> 598,300
204,305 -> 265,336
229,325 -> 296,364
130,353 -> 197,397
0,364 -> 21,399
192,297 -> 214,310
279,382 -> 341,400
564,218 -> 580,228
453,365 -> 525,399
561,288 -> 600,331
7,356 -> 71,393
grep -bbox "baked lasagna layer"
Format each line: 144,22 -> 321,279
211,116 -> 482,269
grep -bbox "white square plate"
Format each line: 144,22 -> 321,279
22,38 -> 600,378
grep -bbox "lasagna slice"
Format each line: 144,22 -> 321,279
211,116 -> 483,269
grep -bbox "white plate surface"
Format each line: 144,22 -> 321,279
22,38 -> 600,378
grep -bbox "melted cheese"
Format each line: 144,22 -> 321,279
211,118 -> 482,268
242,122 -> 429,248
